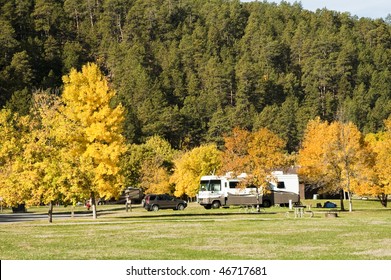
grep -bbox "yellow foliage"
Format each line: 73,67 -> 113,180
171,144 -> 222,197
248,128 -> 287,186
60,63 -> 127,201
360,119 -> 391,199
141,162 -> 172,194
298,118 -> 372,196
0,110 -> 35,207
122,135 -> 176,195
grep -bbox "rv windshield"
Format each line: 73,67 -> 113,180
200,180 -> 221,192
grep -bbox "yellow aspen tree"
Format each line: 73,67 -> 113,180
171,144 -> 222,197
140,136 -> 176,195
298,118 -> 344,205
141,160 -> 172,194
122,135 -> 176,194
0,110 -> 31,208
1,96 -> 65,222
24,92 -> 73,222
328,121 -> 371,212
297,118 -> 330,185
361,124 -> 391,207
60,63 -> 127,218
298,118 -> 370,211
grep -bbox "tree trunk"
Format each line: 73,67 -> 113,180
48,201 -> 53,223
87,0 -> 94,28
378,194 -> 388,207
91,192 -> 97,219
74,9 -> 79,34
339,189 -> 345,211
345,171 -> 353,212
117,14 -> 123,42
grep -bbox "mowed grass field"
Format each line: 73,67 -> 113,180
0,199 -> 390,260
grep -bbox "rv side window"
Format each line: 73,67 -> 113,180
229,182 -> 239,188
277,181 -> 285,189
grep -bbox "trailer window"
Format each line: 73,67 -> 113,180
277,181 -> 285,189
229,182 -> 239,188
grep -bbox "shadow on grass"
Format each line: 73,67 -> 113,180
114,210 -> 278,220
25,204 -> 143,215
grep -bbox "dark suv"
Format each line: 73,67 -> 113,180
143,194 -> 187,211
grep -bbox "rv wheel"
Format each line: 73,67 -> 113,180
262,200 -> 272,208
212,201 -> 221,209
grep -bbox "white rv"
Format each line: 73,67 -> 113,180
198,171 -> 300,209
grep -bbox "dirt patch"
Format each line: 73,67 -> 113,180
353,248 -> 391,258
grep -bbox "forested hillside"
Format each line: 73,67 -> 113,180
1,0 -> 390,152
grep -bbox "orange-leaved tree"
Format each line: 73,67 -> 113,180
248,128 -> 287,186
219,127 -> 287,187
219,127 -> 251,175
218,127 -> 287,212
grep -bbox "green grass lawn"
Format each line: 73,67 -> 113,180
0,199 -> 390,260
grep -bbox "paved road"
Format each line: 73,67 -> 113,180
0,212 -> 92,223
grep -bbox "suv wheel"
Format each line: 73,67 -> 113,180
177,204 -> 185,211
152,204 -> 159,212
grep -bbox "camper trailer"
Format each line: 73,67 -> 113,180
198,171 -> 299,209
97,187 -> 144,205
